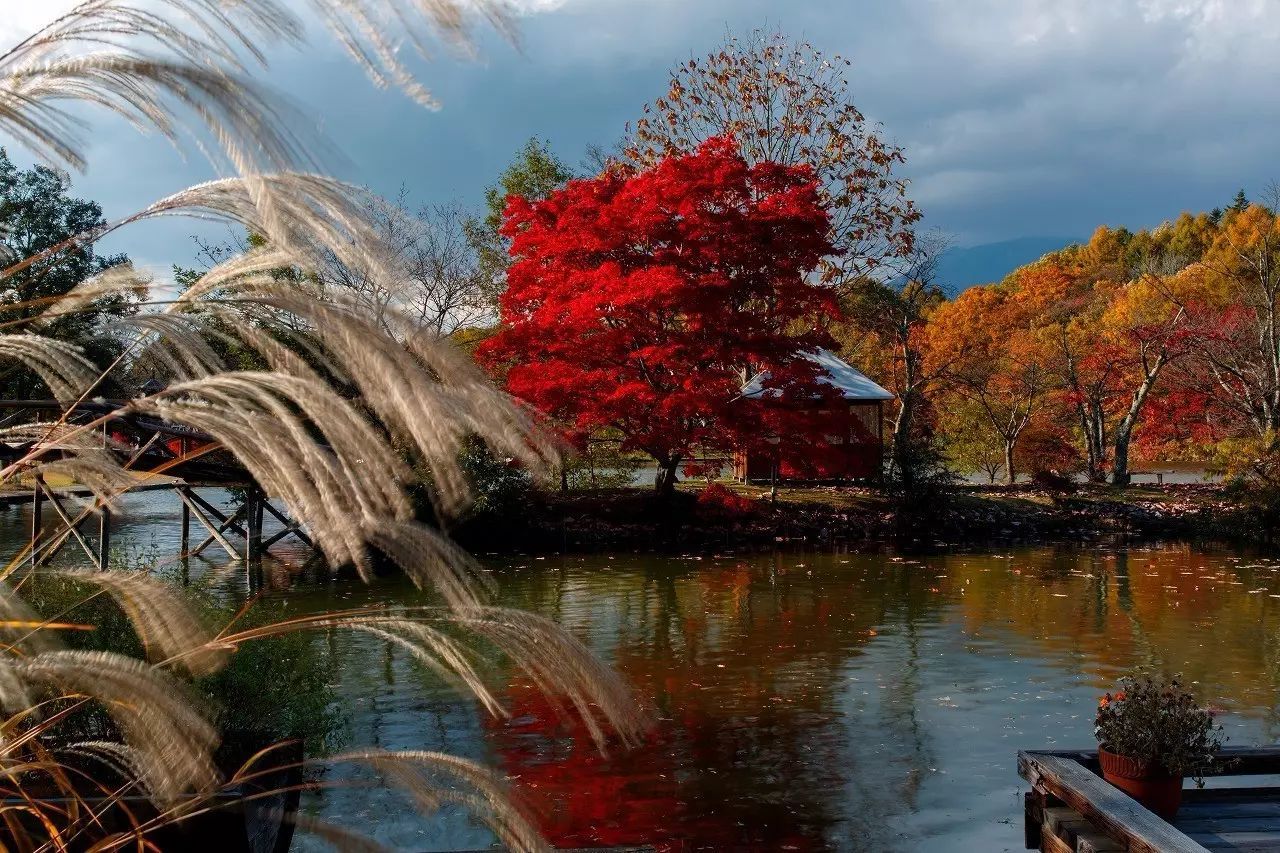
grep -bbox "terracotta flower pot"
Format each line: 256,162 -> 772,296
1098,748 -> 1184,820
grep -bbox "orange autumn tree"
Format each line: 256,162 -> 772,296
1094,271 -> 1192,484
1030,255 -> 1121,482
929,283 -> 1054,484
1179,204 -> 1280,444
1026,232 -> 1192,484
835,232 -> 951,489
949,227 -> 1196,485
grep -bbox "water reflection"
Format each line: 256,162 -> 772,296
470,548 -> 1280,852
3,494 -> 1280,851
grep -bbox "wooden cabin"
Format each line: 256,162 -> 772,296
733,349 -> 893,484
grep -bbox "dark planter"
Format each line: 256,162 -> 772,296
1098,748 -> 1184,820
0,739 -> 302,852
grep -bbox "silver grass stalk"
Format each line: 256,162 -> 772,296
112,313 -> 228,380
334,750 -> 548,853
0,335 -> 100,402
1,0 -> 512,172
63,571 -> 229,676
14,649 -> 220,803
0,0 -> 648,848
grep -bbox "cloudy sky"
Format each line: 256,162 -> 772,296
3,0 -> 1279,277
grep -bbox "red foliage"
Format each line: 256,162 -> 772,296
695,483 -> 757,517
1135,386 -> 1219,455
478,136 -> 840,477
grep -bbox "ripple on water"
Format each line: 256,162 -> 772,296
3,497 -> 1275,852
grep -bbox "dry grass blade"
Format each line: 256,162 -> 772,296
60,571 -> 229,676
348,622 -> 504,716
14,650 -> 219,803
32,456 -> 135,508
216,608 -> 505,716
220,605 -> 650,750
0,173 -> 396,296
364,520 -> 496,605
124,372 -> 473,586
0,0 -> 512,172
112,313 -> 227,381
0,661 -> 34,716
0,263 -> 150,329
0,335 -> 98,402
294,0 -> 516,108
0,582 -> 60,656
236,289 -> 556,515
332,749 -> 548,853
124,175 -> 402,290
0,422 -> 134,507
457,607 -> 651,753
168,245 -> 300,306
0,54 -> 314,177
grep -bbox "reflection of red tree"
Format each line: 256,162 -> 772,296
487,662 -> 831,848
486,681 -> 686,850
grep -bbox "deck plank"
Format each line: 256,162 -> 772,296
1180,817 -> 1280,833
1019,751 -> 1209,853
1184,831 -> 1280,852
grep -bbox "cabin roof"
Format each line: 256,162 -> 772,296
740,348 -> 895,402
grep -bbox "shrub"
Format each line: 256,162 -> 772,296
1210,436 -> 1280,535
696,483 -> 757,519
888,431 -> 956,512
458,435 -> 533,518
1095,672 -> 1224,781
1030,469 -> 1077,494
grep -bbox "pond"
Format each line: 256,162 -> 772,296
3,490 -> 1280,852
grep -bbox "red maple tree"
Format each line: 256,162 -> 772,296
478,136 -> 839,496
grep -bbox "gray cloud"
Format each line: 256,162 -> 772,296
3,0 -> 1278,272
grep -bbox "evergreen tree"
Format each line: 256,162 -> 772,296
464,138 -> 574,308
0,149 -> 134,399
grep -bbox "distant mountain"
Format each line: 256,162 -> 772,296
934,236 -> 1078,292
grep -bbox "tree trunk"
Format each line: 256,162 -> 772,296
1111,356 -> 1166,487
1085,403 -> 1107,482
1004,441 -> 1017,486
655,456 -> 681,499
890,392 -> 915,489
1112,432 -> 1132,487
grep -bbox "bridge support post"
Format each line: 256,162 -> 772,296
30,474 -> 43,567
244,488 -> 263,563
98,504 -> 111,571
179,493 -> 190,556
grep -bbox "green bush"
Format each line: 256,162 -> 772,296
458,435 -> 533,517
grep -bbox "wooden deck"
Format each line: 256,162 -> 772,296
1020,748 -> 1280,853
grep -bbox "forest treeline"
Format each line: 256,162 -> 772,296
10,27 -> 1275,506
842,193 -> 1279,488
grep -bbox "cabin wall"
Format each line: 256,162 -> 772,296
736,401 -> 885,483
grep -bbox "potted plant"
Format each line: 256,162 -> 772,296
1094,672 -> 1224,820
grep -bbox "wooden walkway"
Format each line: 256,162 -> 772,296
1021,748 -> 1280,853
0,399 -> 311,566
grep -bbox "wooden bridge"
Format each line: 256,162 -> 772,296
0,399 -> 311,569
1021,748 -> 1280,853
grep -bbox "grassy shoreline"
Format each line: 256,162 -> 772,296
454,481 -> 1260,554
